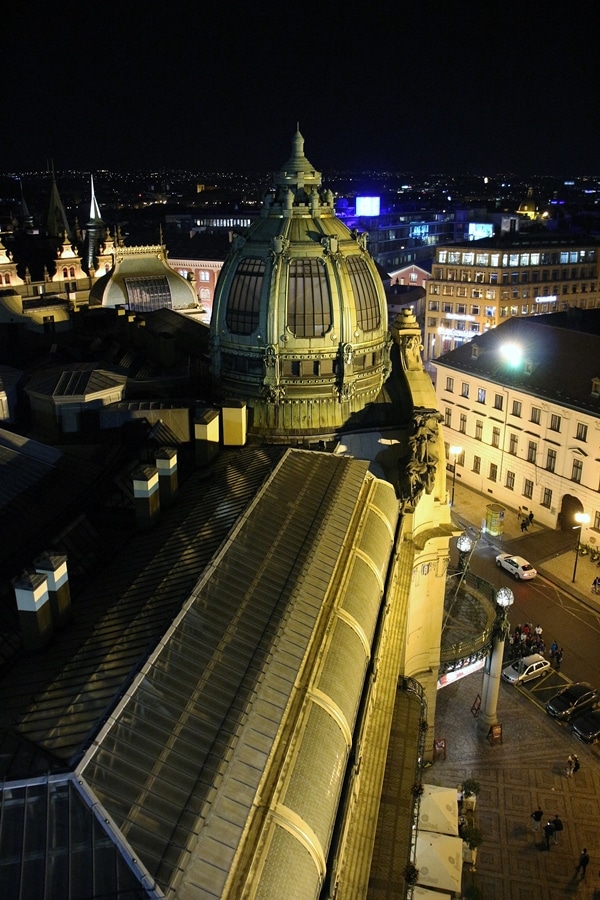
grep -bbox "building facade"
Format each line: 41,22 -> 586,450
433,313 -> 600,541
424,235 -> 600,361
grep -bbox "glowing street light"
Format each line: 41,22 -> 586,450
572,511 -> 590,583
449,445 -> 462,507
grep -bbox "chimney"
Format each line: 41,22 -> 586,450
132,465 -> 160,531
222,400 -> 247,447
33,552 -> 72,629
155,447 -> 178,507
194,407 -> 220,466
12,570 -> 54,650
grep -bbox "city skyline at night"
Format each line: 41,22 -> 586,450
4,3 -> 599,176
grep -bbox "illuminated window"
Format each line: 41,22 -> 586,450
124,276 -> 171,312
288,259 -> 331,337
199,271 -> 210,281
226,258 -> 264,334
477,388 -> 486,403
429,299 -> 439,310
346,256 -> 380,331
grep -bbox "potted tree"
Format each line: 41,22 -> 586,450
461,823 -> 483,870
461,778 -> 481,811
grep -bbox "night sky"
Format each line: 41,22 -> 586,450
4,3 -> 599,176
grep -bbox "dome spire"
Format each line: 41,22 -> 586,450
276,126 -> 321,189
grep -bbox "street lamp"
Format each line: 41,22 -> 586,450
572,511 -> 590,583
481,586 -> 514,728
449,445 -> 462,507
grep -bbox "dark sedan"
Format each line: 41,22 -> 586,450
545,682 -> 599,722
573,709 -> 600,744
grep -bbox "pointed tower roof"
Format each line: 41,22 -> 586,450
275,125 -> 321,190
18,180 -> 35,232
46,167 -> 72,241
88,174 -> 103,223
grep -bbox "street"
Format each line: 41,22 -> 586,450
464,535 -> 600,690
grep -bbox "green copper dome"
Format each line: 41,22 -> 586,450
210,128 -> 390,440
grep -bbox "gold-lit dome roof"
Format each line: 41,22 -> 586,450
210,128 -> 390,440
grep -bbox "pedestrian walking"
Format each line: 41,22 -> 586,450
543,821 -> 555,850
528,511 -> 534,526
521,519 -> 529,533
566,755 -> 574,777
555,647 -> 563,670
518,506 -> 523,521
576,848 -> 590,878
552,815 -> 563,843
534,623 -> 543,636
573,754 -> 580,774
550,640 -> 558,661
593,576 -> 600,594
531,807 -> 543,832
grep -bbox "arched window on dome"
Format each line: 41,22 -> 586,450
62,267 -> 68,279
3,273 -> 10,285
346,256 -> 381,331
226,257 -> 264,334
287,259 -> 331,337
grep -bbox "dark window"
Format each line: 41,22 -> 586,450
287,259 -> 331,337
226,258 -> 264,334
346,256 -> 381,331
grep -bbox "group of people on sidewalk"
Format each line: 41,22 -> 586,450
531,803 -> 591,881
518,507 -> 535,533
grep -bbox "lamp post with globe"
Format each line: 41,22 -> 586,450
572,512 -> 590,583
480,587 -> 514,729
449,445 -> 462,507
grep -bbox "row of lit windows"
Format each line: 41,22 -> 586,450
452,453 -> 588,497
430,283 -> 597,300
432,267 -> 596,284
437,248 -> 596,266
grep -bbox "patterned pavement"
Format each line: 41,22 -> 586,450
427,481 -> 600,898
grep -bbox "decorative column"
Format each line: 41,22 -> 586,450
480,587 -> 514,729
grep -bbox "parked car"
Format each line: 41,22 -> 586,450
572,708 -> 600,744
546,682 -> 600,721
502,653 -> 551,685
495,553 -> 537,580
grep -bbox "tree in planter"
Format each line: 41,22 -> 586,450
461,778 -> 481,798
461,823 -> 483,850
462,884 -> 484,900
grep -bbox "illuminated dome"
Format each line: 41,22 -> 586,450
210,128 -> 390,440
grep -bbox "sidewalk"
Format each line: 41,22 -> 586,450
430,480 -> 600,899
451,479 -> 600,615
